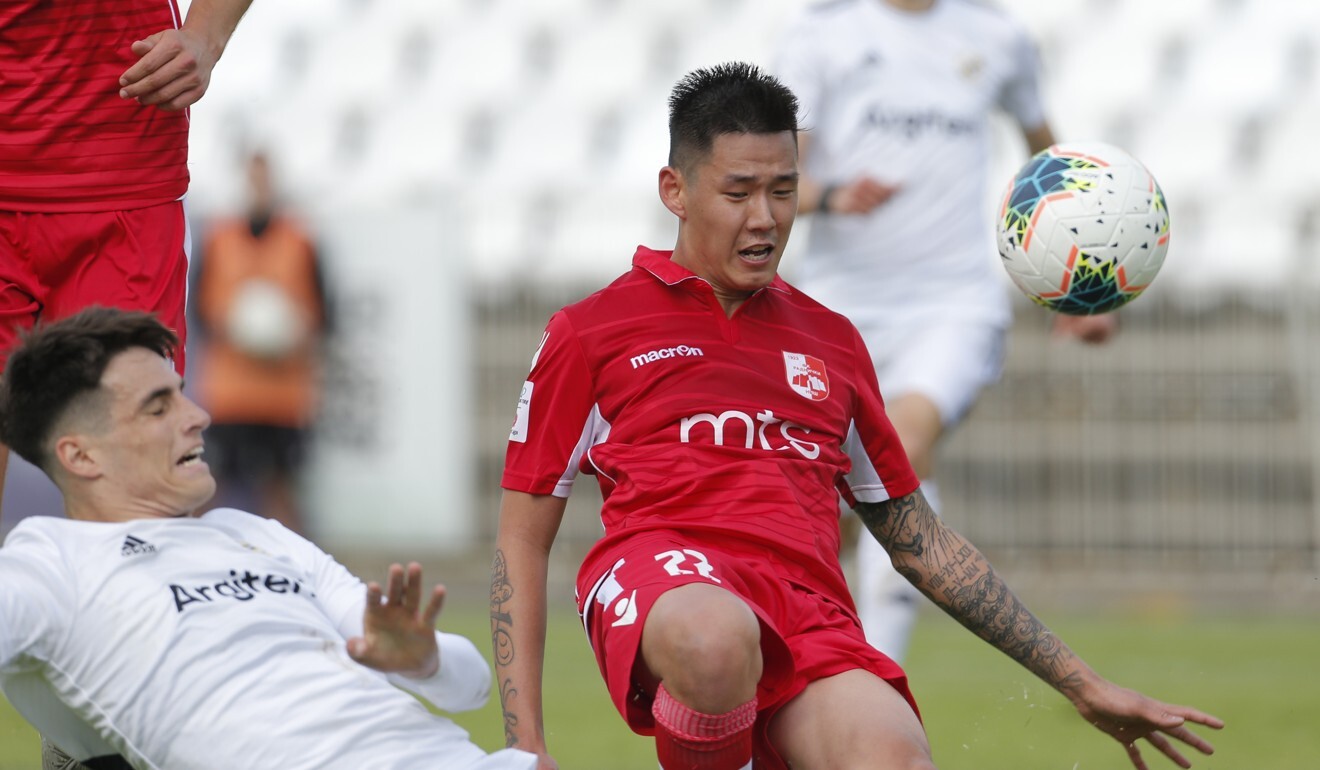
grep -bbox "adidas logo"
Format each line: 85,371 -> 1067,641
121,535 -> 157,557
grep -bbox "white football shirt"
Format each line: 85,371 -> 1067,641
776,0 -> 1047,328
0,509 -> 536,770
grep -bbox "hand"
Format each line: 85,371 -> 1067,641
347,562 -> 447,679
1071,680 -> 1224,769
118,28 -> 218,110
536,754 -> 560,770
828,176 -> 899,215
1052,312 -> 1119,345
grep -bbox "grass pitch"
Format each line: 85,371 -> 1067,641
0,604 -> 1314,769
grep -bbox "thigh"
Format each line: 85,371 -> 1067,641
767,669 -> 932,770
866,317 -> 1007,429
578,538 -> 795,734
37,202 -> 190,372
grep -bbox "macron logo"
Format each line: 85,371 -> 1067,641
121,535 -> 157,557
630,345 -> 704,369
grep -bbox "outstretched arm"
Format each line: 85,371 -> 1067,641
492,490 -> 567,770
856,491 -> 1224,770
118,0 -> 253,110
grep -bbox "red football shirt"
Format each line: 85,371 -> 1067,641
0,0 -> 190,212
503,247 -> 920,600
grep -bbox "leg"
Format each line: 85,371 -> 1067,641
640,582 -> 761,770
767,669 -> 933,770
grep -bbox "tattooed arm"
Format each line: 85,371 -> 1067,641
491,490 -> 568,770
856,491 -> 1223,769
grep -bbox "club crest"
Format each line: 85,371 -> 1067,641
783,352 -> 829,401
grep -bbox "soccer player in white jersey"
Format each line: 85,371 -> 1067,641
0,308 -> 537,770
775,0 -> 1117,662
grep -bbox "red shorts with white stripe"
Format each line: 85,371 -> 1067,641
577,531 -> 919,769
0,200 -> 189,373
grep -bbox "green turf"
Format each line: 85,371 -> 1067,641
0,606 -> 1313,769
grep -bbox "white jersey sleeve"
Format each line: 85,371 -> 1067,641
0,525 -> 75,673
214,511 -> 493,713
997,19 -> 1047,131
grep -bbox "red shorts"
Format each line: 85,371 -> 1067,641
0,201 -> 190,372
578,531 -> 919,769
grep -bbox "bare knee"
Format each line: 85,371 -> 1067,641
641,583 -> 762,713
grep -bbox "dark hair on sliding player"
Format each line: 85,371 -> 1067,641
667,61 -> 800,174
0,307 -> 177,473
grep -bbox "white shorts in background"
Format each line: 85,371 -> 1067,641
858,315 -> 1007,428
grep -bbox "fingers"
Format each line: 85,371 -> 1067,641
422,584 -> 447,628
1145,731 -> 1192,769
1164,722 -> 1217,756
1123,740 -> 1149,770
119,31 -> 176,95
119,29 -> 209,109
345,636 -> 366,661
364,580 -> 383,611
386,563 -> 406,607
403,562 -> 423,611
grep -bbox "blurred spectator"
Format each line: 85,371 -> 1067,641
192,152 -> 331,534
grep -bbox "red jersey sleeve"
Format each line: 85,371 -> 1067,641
838,326 -> 920,506
501,311 -> 603,498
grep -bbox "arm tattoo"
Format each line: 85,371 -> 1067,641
856,494 -> 1084,697
490,549 -> 520,746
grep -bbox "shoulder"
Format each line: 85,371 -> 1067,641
559,267 -> 669,328
198,508 -> 295,544
2,517 -> 65,551
949,0 -> 1033,44
786,0 -> 863,33
804,0 -> 862,18
774,282 -> 865,343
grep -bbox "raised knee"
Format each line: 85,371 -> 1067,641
643,588 -> 762,712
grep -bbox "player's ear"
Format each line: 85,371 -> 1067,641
54,434 -> 103,481
659,165 -> 687,220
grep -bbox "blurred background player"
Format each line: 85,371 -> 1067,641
774,0 -> 1117,663
0,0 -> 253,518
192,150 -> 330,534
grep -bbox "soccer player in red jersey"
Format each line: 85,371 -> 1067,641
492,63 -> 1223,770
0,0 -> 252,514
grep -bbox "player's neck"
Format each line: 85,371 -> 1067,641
881,0 -> 936,12
64,488 -> 200,524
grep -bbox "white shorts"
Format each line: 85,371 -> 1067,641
856,315 -> 1006,428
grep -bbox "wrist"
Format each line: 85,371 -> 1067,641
398,651 -> 440,681
817,184 -> 838,214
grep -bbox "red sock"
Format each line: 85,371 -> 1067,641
651,683 -> 757,770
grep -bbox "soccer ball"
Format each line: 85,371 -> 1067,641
996,142 -> 1169,315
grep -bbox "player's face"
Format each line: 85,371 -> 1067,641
665,131 -> 799,313
90,348 -> 214,517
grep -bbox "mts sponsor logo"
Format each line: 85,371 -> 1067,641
630,345 -> 704,369
679,408 -> 820,460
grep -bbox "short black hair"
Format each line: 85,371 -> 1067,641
0,308 -> 177,472
668,61 -> 800,173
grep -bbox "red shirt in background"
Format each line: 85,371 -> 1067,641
0,0 -> 189,212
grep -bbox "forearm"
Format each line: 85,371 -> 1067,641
855,493 -> 1098,700
181,0 -> 253,60
490,535 -> 552,752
